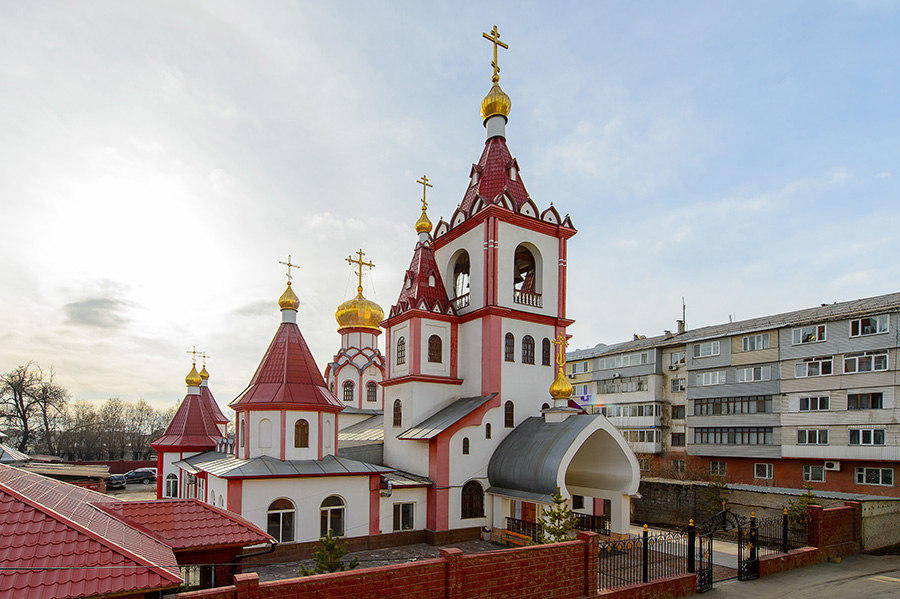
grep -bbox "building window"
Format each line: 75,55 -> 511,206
793,324 -> 826,345
696,371 -> 726,386
453,250 -> 471,303
671,378 -> 686,392
393,503 -> 415,531
638,457 -> 651,471
694,395 -> 772,415
797,429 -> 829,445
672,405 -> 686,419
572,495 -> 584,510
710,461 -> 727,476
856,467 -> 893,486
294,419 -> 309,448
461,481 -> 485,519
850,315 -> 888,337
694,427 -> 773,445
165,473 -> 178,498
671,351 -> 686,366
693,341 -> 720,358
342,381 -> 355,402
522,335 -> 535,364
600,351 -> 649,369
672,460 -> 686,473
485,423 -> 491,439
542,338 -> 551,366
396,337 -> 406,365
366,381 -> 377,402
267,498 -> 295,543
844,350 -> 888,373
754,463 -> 774,479
795,357 -> 832,378
599,375 -> 648,394
671,433 -> 686,447
627,430 -> 660,444
848,392 -> 884,410
803,465 -> 825,482
504,401 -> 514,428
393,399 -> 402,427
504,333 -> 515,362
239,418 -> 244,447
428,335 -> 442,363
736,365 -> 771,382
799,396 -> 829,411
604,403 -> 661,418
462,437 -> 470,454
541,402 -> 550,410
320,495 -> 345,537
742,333 -> 770,352
850,429 -> 885,445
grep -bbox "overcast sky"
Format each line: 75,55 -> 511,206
2,2 -> 899,411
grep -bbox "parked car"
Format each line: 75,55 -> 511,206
106,474 -> 126,490
124,468 -> 157,485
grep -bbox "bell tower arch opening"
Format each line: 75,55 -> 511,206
513,243 -> 542,307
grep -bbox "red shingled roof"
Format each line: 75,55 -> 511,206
231,323 -> 343,410
201,385 -> 229,425
98,499 -> 272,551
0,464 -> 181,599
151,393 -> 222,451
459,136 -> 530,214
390,238 -> 453,318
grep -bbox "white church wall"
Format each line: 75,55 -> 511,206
207,474 -> 227,508
247,411 -> 282,459
420,320 -> 451,377
336,368 -> 362,407
447,477 -> 491,530
362,365 -> 383,408
435,226 -> 485,313
499,318 -> 557,419
457,320 -> 483,397
496,221 -> 560,317
161,451 -> 190,498
283,411 -> 324,461
390,322 -> 410,378
376,487 -> 427,534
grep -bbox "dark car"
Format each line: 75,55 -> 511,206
106,474 -> 126,490
124,468 -> 157,485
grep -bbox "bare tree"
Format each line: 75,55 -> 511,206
0,363 -> 67,453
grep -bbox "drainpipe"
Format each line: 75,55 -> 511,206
232,540 -> 278,579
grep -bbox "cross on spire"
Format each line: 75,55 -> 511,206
186,346 -> 201,365
416,174 -> 433,211
482,25 -> 509,84
553,332 -> 569,368
346,249 -> 375,294
279,254 -> 299,283
200,351 -> 211,367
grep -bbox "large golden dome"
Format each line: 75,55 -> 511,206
481,82 -> 511,121
335,290 -> 384,331
185,364 -> 202,387
278,281 -> 300,310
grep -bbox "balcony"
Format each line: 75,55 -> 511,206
513,289 -> 542,308
451,293 -> 470,311
606,414 -> 663,429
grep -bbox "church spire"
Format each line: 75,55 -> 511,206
414,174 -> 434,238
480,25 -> 512,138
278,254 -> 301,323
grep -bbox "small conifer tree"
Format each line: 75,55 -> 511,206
539,487 -> 578,544
701,474 -> 730,518
785,482 -> 817,517
298,530 -> 359,576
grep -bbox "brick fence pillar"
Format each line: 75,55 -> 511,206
233,572 -> 259,599
577,531 -> 599,597
807,505 -> 823,548
843,501 -> 862,545
441,547 -> 463,599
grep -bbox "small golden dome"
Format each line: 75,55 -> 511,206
185,364 -> 202,387
278,281 -> 300,310
549,366 -> 574,400
415,208 -> 433,234
335,290 -> 385,331
199,365 -> 209,380
481,82 -> 511,121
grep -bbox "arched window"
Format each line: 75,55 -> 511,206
542,402 -> 550,411
453,250 -> 471,302
393,399 -> 402,428
294,419 -> 309,448
461,481 -> 485,519
165,473 -> 178,498
462,437 -> 470,455
239,417 -> 244,447
504,333 -> 515,362
342,381 -> 355,402
522,335 -> 535,364
428,335 -> 442,363
485,423 -> 491,439
366,381 -> 377,402
542,338 -> 551,366
267,498 -> 295,543
258,418 -> 272,448
324,419 -> 332,449
218,494 -> 224,508
396,337 -> 406,365
513,244 -> 542,307
320,495 -> 345,537
504,401 -> 514,428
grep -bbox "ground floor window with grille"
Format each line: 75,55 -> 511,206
754,463 -> 773,479
803,465 -> 825,482
710,461 -> 727,476
672,459 -> 686,473
393,502 -> 415,531
856,467 -> 893,486
638,456 -> 651,471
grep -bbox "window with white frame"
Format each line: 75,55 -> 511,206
267,498 -> 295,543
848,392 -> 884,410
844,350 -> 888,373
797,429 -> 829,445
320,495 -> 345,537
742,334 -> 770,352
710,461 -> 727,476
696,371 -> 726,386
795,357 -> 832,378
803,465 -> 825,482
672,460 -> 686,473
671,351 -> 686,366
856,467 -> 893,486
693,341 -> 720,358
793,324 -> 826,345
850,315 -> 889,337
671,378 -> 686,392
694,427 -> 773,445
799,396 -> 829,411
736,365 -> 771,382
599,351 -> 649,369
393,502 -> 415,531
849,428 -> 885,445
754,463 -> 773,479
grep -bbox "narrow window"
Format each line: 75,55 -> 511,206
542,338 -> 551,366
522,335 -> 535,364
461,481 -> 485,519
294,419 -> 309,448
504,333 -> 515,362
428,335 -> 442,363
366,381 -> 377,402
165,473 -> 178,498
393,399 -> 402,428
462,437 -> 470,455
342,381 -> 355,402
504,401 -> 514,428
485,423 -> 491,439
396,336 -> 406,365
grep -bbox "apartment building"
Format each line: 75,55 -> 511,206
566,292 -> 900,497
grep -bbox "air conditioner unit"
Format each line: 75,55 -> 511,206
824,461 -> 841,471
567,374 -> 575,379
668,365 -> 678,371
612,373 -> 621,379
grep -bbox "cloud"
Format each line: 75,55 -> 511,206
63,297 -> 134,329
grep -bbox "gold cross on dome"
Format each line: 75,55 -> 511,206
553,332 -> 569,367
416,175 -> 433,211
482,25 -> 508,83
200,352 -> 211,367
186,346 -> 201,365
346,249 -> 375,294
279,254 -> 299,283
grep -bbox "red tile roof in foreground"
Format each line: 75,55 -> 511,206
98,499 -> 272,551
459,136 -> 530,214
151,393 -> 222,451
0,464 -> 180,599
201,385 -> 229,425
231,323 -> 343,411
390,238 -> 454,318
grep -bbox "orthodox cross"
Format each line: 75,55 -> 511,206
186,346 -> 201,365
553,332 -> 569,368
416,175 -> 432,211
346,249 -> 375,294
279,254 -> 299,283
200,351 -> 211,367
482,25 -> 508,83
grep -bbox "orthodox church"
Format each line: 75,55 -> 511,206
152,28 -> 639,550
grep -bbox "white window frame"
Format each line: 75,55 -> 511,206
392,502 -> 415,531
754,463 -> 773,479
849,428 -> 885,445
671,351 -> 686,366
736,365 -> 771,382
795,357 -> 833,378
671,377 -> 686,392
693,341 -> 720,358
844,350 -> 888,373
797,429 -> 829,445
742,333 -> 770,352
710,461 -> 727,476
696,371 -> 726,386
855,467 -> 893,486
803,465 -> 825,482
850,315 -> 889,338
799,396 -> 829,411
793,324 -> 826,345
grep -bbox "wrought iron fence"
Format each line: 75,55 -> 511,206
505,517 -> 543,543
574,512 -> 610,535
598,527 -> 690,590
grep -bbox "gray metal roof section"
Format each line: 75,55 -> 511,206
340,407 -> 383,416
382,470 -> 433,487
338,415 -> 384,443
486,486 -> 554,504
174,451 -> 392,479
568,291 -> 900,359
488,415 -> 598,497
398,393 -> 497,440
0,442 -> 29,463
726,482 -> 898,502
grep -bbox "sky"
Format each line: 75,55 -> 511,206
1,1 -> 899,411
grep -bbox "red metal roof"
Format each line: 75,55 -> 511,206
0,464 -> 181,599
459,136 -> 530,214
98,499 -> 272,551
151,393 -> 222,451
230,323 -> 343,410
390,239 -> 454,318
201,385 -> 229,424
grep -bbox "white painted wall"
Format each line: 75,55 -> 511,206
246,410 -> 283,458
435,227 -> 485,313
421,320 -> 452,377
496,221 -> 560,317
458,320 -> 483,397
376,487 -> 428,534
500,317 -> 557,419
207,474 -> 228,508
390,322 -> 410,378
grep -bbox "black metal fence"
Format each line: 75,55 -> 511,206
598,526 -> 690,590
574,512 -> 610,535
505,517 -> 543,543
738,510 -> 813,580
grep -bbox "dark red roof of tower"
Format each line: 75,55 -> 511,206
151,394 -> 222,450
200,385 -> 229,424
390,238 -> 454,318
230,322 -> 343,410
459,136 -> 530,215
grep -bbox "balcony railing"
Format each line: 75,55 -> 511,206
574,512 -> 610,535
506,517 -> 543,543
513,289 -> 542,308
451,293 -> 470,311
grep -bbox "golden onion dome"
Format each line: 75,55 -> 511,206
480,82 -> 512,121
185,364 -> 202,387
415,208 -> 433,234
278,281 -> 300,310
199,365 -> 209,380
335,290 -> 385,331
549,366 -> 574,400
